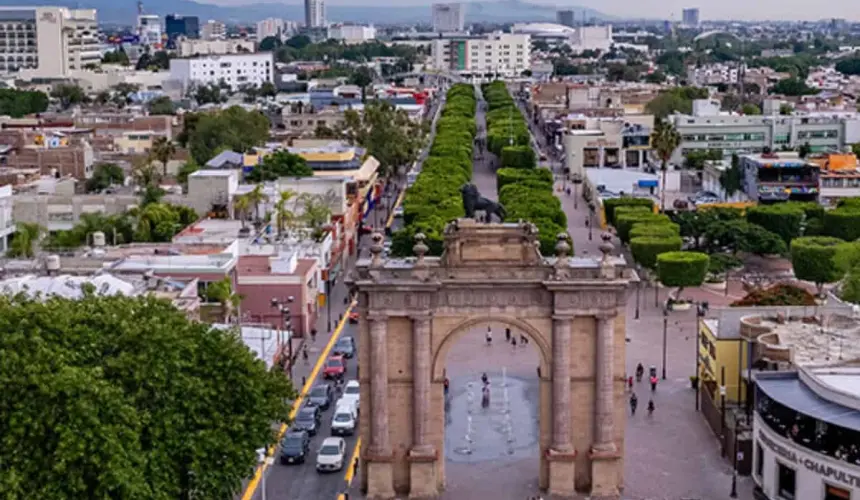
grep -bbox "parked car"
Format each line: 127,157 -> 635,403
330,402 -> 358,436
333,336 -> 356,358
340,379 -> 360,414
306,384 -> 334,410
316,437 -> 347,473
348,311 -> 359,324
293,406 -> 321,436
393,206 -> 404,218
323,355 -> 346,380
279,430 -> 310,464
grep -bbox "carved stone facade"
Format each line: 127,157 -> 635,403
348,219 -> 633,499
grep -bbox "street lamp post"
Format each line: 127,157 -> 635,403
271,296 -> 296,379
730,414 -> 739,498
662,305 -> 669,380
634,264 -> 641,320
588,202 -> 595,241
571,172 -> 583,210
695,301 -> 708,412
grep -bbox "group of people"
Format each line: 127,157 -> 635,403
629,363 -> 656,417
485,326 -> 530,348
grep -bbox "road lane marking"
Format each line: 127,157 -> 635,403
385,189 -> 407,229
336,437 -> 362,500
240,300 -> 357,500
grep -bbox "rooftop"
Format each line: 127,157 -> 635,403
173,219 -> 246,245
0,273 -> 138,299
746,314 -> 860,366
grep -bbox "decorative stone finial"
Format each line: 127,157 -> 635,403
555,233 -> 571,259
413,232 -> 429,266
370,232 -> 385,268
599,232 -> 614,264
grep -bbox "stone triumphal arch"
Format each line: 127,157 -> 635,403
347,219 -> 633,499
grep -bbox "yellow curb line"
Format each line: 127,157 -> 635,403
385,189 -> 406,229
336,437 -> 362,500
240,300 -> 357,500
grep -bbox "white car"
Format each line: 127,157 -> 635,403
330,404 -> 357,436
315,437 -> 346,473
340,380 -> 360,413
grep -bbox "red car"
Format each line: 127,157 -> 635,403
348,311 -> 359,324
323,355 -> 346,380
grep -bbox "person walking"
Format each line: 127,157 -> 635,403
628,375 -> 634,391
647,399 -> 655,416
520,334 -> 528,346
650,375 -> 658,392
310,328 -> 317,344
511,336 -> 518,349
505,327 -> 512,343
629,393 -> 638,416
302,344 -> 309,364
485,326 -> 493,346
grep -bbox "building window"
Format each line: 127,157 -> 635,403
776,462 -> 795,500
825,484 -> 851,500
755,443 -> 763,478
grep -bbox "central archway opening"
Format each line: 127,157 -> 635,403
437,318 -> 545,499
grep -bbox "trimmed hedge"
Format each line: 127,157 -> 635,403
656,251 -> 710,289
616,213 -> 671,243
629,222 -> 680,240
483,80 -> 569,255
824,206 -> 860,242
790,236 -> 846,289
391,84 -> 476,256
604,197 -> 654,227
746,203 -> 804,244
630,236 -> 683,270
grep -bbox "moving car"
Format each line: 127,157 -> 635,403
279,430 -> 310,465
306,384 -> 334,410
348,311 -> 359,324
333,336 -> 356,358
393,206 -> 404,218
330,402 -> 357,436
292,406 -> 321,436
340,379 -> 360,414
316,437 -> 347,473
322,355 -> 346,380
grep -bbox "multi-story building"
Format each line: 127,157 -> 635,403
561,117 -> 654,170
304,0 -> 325,29
753,367 -> 860,500
568,25 -> 612,54
668,102 -> 860,164
429,33 -> 530,78
682,8 -> 700,28
200,19 -> 226,41
0,6 -> 99,77
169,52 -> 273,92
556,10 -> 575,28
165,14 -> 199,41
740,153 -> 820,203
326,24 -> 376,44
177,39 -> 255,57
431,3 -> 464,33
137,14 -> 162,49
256,18 -> 294,40
812,153 -> 860,206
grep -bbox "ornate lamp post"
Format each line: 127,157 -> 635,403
570,172 -> 583,210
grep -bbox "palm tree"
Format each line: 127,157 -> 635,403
8,223 -> 42,258
150,136 -> 177,178
245,184 -> 269,225
205,276 -> 243,324
650,120 -> 681,211
233,195 -> 251,229
274,190 -> 296,238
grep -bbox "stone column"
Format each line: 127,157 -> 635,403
368,313 -> 391,454
593,313 -> 617,452
411,313 -> 433,454
551,315 -> 573,452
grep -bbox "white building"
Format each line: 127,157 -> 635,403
568,25 -> 612,54
327,24 -> 376,44
257,18 -> 293,40
432,3 -> 464,33
429,33 -> 530,77
137,14 -> 162,49
169,52 -> 274,92
200,19 -> 226,40
177,39 -> 255,57
304,0 -> 325,28
753,367 -> 860,500
0,6 -> 99,77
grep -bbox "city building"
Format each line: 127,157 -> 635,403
0,6 -> 99,77
568,25 -> 613,53
556,10 -> 574,28
429,33 -> 530,78
668,102 -> 860,164
431,3 -> 464,33
165,14 -> 199,41
561,117 -> 653,170
815,153 -> 860,206
177,39 -> 255,57
326,24 -> 376,44
682,8 -> 700,28
169,52 -> 274,92
753,366 -> 860,500
257,18 -> 294,40
200,19 -> 226,40
0,184 -> 13,252
740,153 -> 820,203
304,0 -> 325,29
137,14 -> 162,49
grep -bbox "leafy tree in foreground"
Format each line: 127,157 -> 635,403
247,150 -> 313,182
657,251 -> 710,301
0,294 -> 296,499
790,236 -> 845,296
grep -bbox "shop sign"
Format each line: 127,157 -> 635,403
585,139 -> 618,148
759,430 -> 860,488
707,142 -> 743,149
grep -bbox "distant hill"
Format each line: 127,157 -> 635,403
0,0 -> 608,26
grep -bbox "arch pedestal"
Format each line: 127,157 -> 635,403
349,219 -> 632,499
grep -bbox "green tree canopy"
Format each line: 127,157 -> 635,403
50,84 -> 86,110
0,89 -> 48,117
645,86 -> 709,119
0,294 -> 295,499
186,107 -> 271,164
86,163 -> 125,193
657,251 -> 710,298
770,77 -> 818,96
148,96 -> 175,115
790,236 -> 846,295
247,150 -> 313,182
836,58 -> 860,76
